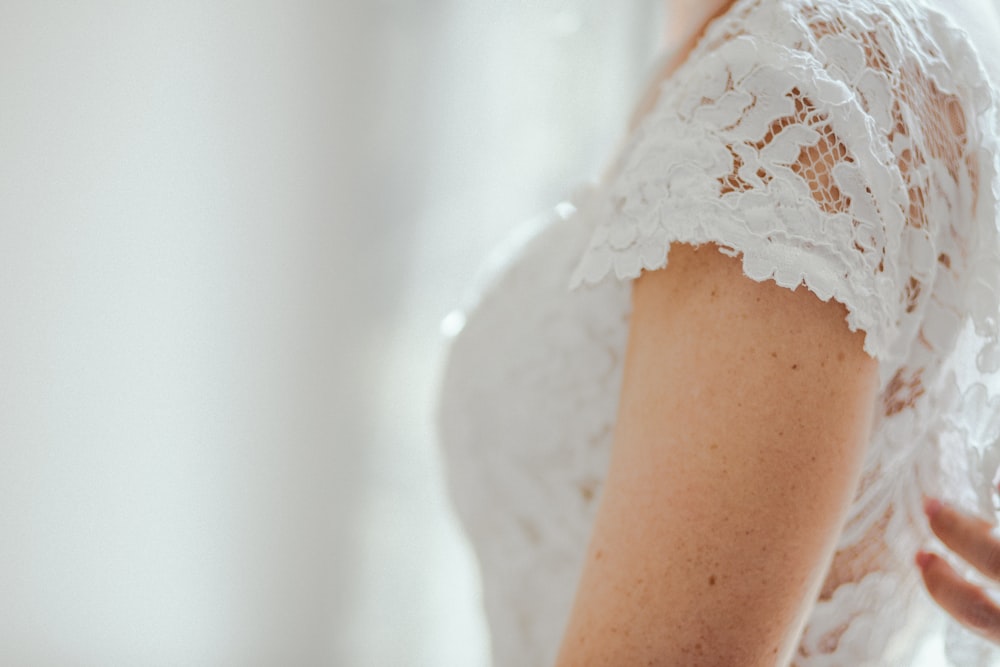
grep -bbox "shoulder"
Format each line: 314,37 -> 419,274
667,0 -> 989,108
574,0 -> 1000,373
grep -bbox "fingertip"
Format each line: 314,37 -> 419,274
923,497 -> 943,519
916,550 -> 933,570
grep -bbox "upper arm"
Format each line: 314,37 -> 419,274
555,241 -> 880,666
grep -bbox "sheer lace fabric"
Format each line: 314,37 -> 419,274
436,0 -> 1000,664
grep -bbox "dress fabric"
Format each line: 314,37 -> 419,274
435,0 -> 1000,664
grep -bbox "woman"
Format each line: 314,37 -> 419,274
436,0 -> 1000,664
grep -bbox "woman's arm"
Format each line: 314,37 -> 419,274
555,241 -> 880,666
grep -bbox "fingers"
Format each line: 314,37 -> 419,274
916,550 -> 1000,644
924,497 -> 1000,583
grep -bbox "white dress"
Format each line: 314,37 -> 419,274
435,0 -> 1000,664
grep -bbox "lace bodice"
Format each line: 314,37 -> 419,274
436,0 -> 1000,664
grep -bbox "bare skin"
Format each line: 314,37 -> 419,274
554,241 -> 879,666
918,494 -> 1000,644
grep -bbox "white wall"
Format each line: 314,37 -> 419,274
0,1 -> 661,665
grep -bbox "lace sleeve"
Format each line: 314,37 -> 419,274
569,28 -> 949,383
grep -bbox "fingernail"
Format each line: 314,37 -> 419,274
924,497 -> 942,518
916,551 -> 932,569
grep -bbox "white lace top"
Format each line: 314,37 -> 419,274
436,0 -> 1000,664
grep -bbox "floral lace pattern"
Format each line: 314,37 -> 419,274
436,0 -> 1000,664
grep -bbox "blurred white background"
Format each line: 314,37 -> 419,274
0,1 -> 661,665
0,0 -> 975,665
